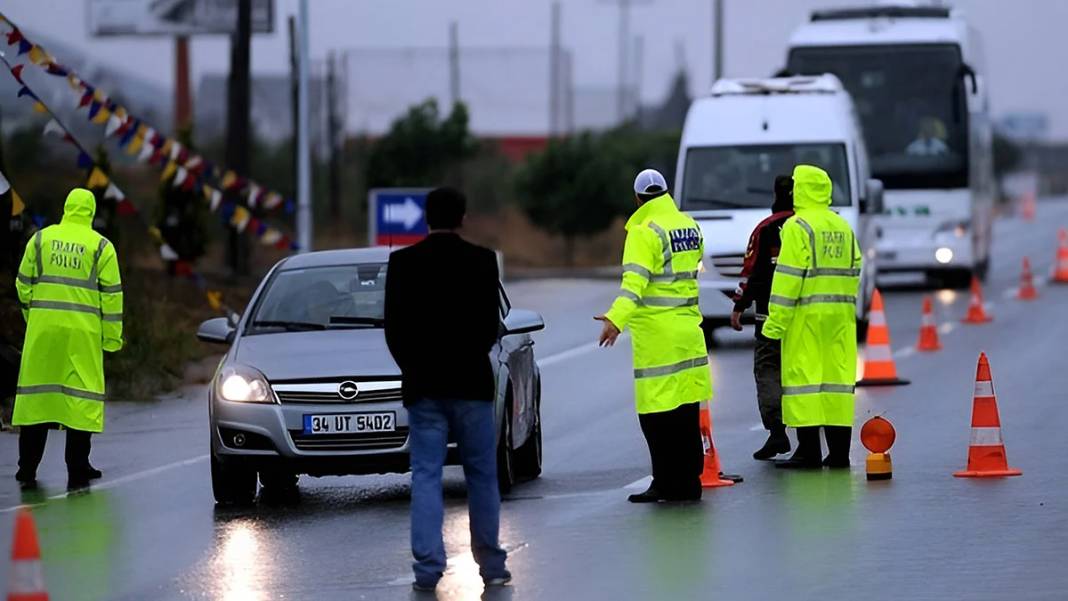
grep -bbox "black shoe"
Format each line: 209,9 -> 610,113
87,466 -> 103,480
412,581 -> 438,592
483,573 -> 512,587
18,479 -> 38,491
67,477 -> 91,492
752,430 -> 791,461
15,469 -> 36,484
627,486 -> 662,503
822,455 -> 851,469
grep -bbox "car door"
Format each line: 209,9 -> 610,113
497,285 -> 535,449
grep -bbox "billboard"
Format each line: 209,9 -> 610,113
88,0 -> 274,36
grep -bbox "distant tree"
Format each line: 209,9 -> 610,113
993,132 -> 1023,176
514,132 -> 629,264
366,99 -> 477,190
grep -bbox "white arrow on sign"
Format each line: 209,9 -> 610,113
383,197 -> 424,230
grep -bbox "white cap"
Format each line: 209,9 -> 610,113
633,169 -> 668,195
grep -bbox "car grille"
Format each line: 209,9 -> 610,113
710,253 -> 745,278
289,428 -> 410,452
271,380 -> 403,404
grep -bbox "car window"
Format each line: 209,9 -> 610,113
250,263 -> 387,330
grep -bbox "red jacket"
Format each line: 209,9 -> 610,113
732,210 -> 794,321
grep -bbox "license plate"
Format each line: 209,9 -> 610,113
303,412 -> 395,435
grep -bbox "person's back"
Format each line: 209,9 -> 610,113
383,187 -> 509,592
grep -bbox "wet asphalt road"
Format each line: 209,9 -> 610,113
2,200 -> 1068,601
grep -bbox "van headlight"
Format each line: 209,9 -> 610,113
217,365 -> 275,403
934,220 -> 970,239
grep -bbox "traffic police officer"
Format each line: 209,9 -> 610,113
596,169 -> 711,502
13,188 -> 123,490
762,165 -> 861,469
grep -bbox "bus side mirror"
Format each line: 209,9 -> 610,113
960,63 -> 978,95
863,179 -> 885,215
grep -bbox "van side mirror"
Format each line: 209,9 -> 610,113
960,63 -> 978,95
863,179 -> 885,215
197,317 -> 235,345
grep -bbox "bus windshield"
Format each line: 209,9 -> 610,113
788,44 -> 969,189
681,143 -> 851,211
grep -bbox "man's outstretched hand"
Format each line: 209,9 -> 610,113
594,315 -> 621,347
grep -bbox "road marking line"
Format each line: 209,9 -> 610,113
938,322 -> 956,335
749,423 -> 765,432
893,346 -> 916,359
0,454 -> 209,514
623,475 -> 652,491
537,338 -> 621,369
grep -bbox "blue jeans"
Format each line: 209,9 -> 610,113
408,398 -> 509,586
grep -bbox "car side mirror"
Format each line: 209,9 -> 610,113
197,317 -> 235,344
863,179 -> 885,215
502,309 -> 545,336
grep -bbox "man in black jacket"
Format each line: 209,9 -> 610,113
384,187 -> 510,592
731,175 -> 795,460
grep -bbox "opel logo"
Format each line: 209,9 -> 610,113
338,381 -> 360,400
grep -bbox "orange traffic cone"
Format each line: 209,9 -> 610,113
916,295 -> 942,352
1020,191 -> 1036,222
857,289 -> 910,386
8,508 -> 48,601
1052,228 -> 1068,284
1017,257 -> 1038,300
961,276 -> 992,324
954,353 -> 1022,478
699,401 -> 741,487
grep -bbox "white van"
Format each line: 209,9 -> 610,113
675,75 -> 881,337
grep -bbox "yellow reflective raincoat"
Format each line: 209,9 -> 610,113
762,165 -> 861,427
605,193 -> 712,414
13,188 -> 123,433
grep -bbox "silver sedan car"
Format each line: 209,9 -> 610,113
197,247 -> 545,505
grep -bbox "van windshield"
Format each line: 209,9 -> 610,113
681,143 -> 851,211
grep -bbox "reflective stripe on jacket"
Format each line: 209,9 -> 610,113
762,165 -> 861,428
13,188 -> 123,432
604,193 -> 712,415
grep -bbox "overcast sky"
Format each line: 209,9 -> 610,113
8,0 -> 1068,138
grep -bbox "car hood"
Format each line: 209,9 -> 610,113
232,329 -> 400,381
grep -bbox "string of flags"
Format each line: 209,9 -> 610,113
0,11 -> 296,218
0,169 -> 26,217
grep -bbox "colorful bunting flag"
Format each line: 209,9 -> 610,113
230,206 -> 251,232
247,184 -> 262,208
104,183 -> 124,201
11,189 -> 24,217
161,160 -> 177,182
260,229 -> 283,246
32,101 -> 47,113
116,198 -> 137,216
6,28 -> 23,46
91,104 -> 111,124
66,74 -> 81,90
173,166 -> 188,188
77,91 -> 92,109
27,45 -> 49,65
16,40 -> 31,55
136,140 -> 154,163
76,151 -> 93,169
86,167 -> 109,189
105,113 -> 123,137
16,86 -> 34,99
9,64 -> 22,83
42,118 -> 64,138
0,170 -> 9,195
160,243 -> 179,261
209,187 -> 223,211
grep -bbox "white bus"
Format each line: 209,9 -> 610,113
785,3 -> 995,287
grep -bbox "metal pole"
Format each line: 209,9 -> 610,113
617,0 -> 630,123
288,15 -> 298,215
549,1 -> 561,136
327,51 -> 341,219
296,0 -> 312,253
225,0 -> 252,275
633,34 -> 643,120
449,21 -> 460,106
174,35 -> 192,132
712,0 -> 724,83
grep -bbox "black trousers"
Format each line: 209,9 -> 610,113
638,402 -> 703,499
17,423 -> 92,480
753,332 -> 784,432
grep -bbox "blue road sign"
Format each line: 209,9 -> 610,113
369,188 -> 430,246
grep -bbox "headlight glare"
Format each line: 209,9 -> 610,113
217,366 -> 274,403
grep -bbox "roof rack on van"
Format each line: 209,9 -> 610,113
811,5 -> 951,22
710,75 -> 842,97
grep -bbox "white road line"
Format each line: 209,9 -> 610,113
537,339 -> 617,369
748,423 -> 765,432
893,346 -> 916,359
0,454 -> 208,514
623,475 -> 652,491
938,322 -> 956,335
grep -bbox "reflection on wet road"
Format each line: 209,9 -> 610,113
1,201 -> 1068,600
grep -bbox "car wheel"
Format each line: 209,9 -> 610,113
259,470 -> 300,505
497,401 -> 516,495
513,378 -> 543,481
211,453 -> 257,506
856,317 -> 869,343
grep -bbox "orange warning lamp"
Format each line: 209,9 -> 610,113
861,416 -> 895,480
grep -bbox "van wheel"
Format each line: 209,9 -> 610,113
211,453 -> 257,506
514,378 -> 543,481
856,318 -> 870,343
497,403 -> 516,495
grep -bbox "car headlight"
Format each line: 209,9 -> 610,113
934,220 -> 970,239
216,365 -> 275,403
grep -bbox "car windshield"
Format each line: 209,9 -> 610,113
681,143 -> 851,211
248,263 -> 387,333
788,44 -> 969,189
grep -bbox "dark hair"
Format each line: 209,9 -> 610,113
772,175 -> 793,212
426,186 -> 466,230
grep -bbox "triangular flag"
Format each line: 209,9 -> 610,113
206,291 -> 223,312
9,64 -> 23,83
42,118 -> 65,138
6,28 -> 23,46
185,155 -> 203,172
161,160 -> 178,182
86,167 -> 109,189
45,62 -> 68,77
221,170 -> 237,190
160,243 -> 179,261
0,170 -> 10,195
32,101 -> 47,114
231,206 -> 251,232
260,229 -> 283,246
137,139 -> 154,163
160,139 -> 173,157
118,120 -> 139,146
76,151 -> 93,169
262,192 -> 283,210
28,45 -> 49,65
247,184 -> 262,208
105,113 -> 123,137
77,91 -> 92,109
66,74 -> 81,90
16,86 -> 34,99
11,189 -> 25,217
209,188 -> 223,211
93,89 -> 106,103
116,198 -> 137,216
173,166 -> 188,188
88,100 -> 101,119
92,105 -> 111,124
169,142 -> 182,161
16,39 -> 31,55
104,183 -> 124,201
